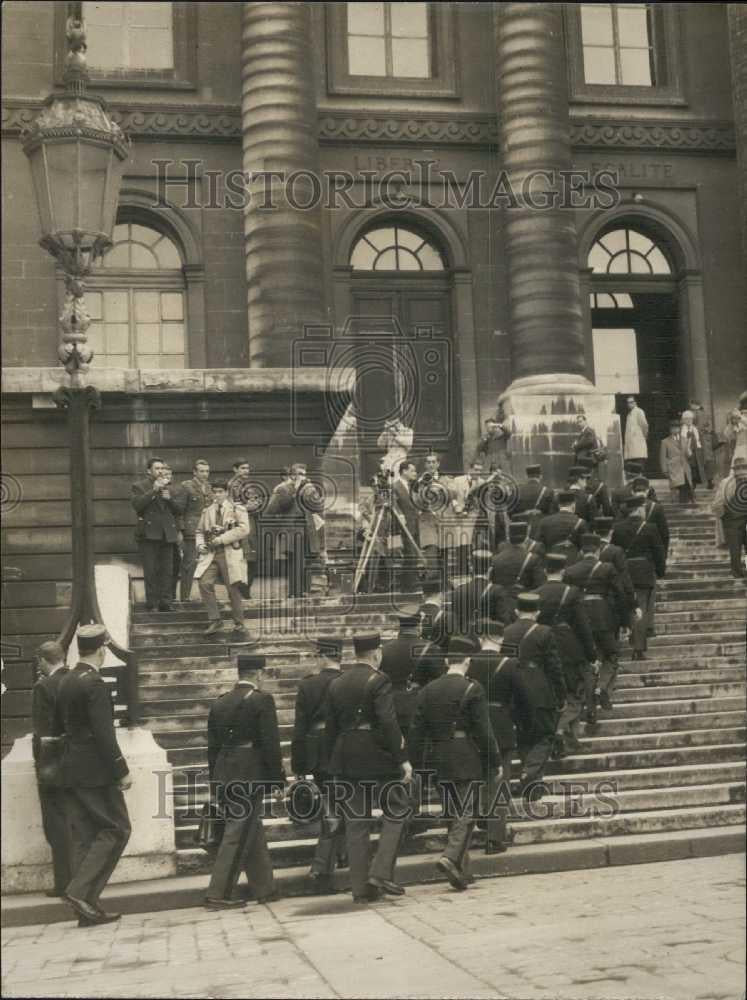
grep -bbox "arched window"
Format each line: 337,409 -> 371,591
590,292 -> 634,309
88,222 -> 186,369
588,227 -> 672,275
350,225 -> 445,271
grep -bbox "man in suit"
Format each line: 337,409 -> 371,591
500,593 -> 565,799
326,632 -> 413,902
409,636 -> 500,890
450,549 -> 511,634
490,522 -> 546,619
660,418 -> 696,505
227,458 -> 259,594
564,535 -> 638,710
58,625 -> 131,926
161,465 -> 181,601
612,497 -> 667,660
538,553 -> 598,753
32,640 -> 72,898
533,490 -> 586,563
291,636 -> 346,894
194,481 -> 252,638
413,452 -> 457,583
467,619 -> 520,854
264,463 -> 325,600
175,458 -> 213,602
131,456 -> 181,611
205,654 -> 284,908
451,459 -> 487,577
392,460 -> 421,592
571,412 -> 601,468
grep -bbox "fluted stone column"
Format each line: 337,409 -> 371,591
242,2 -> 326,367
728,5 -> 747,305
495,3 -> 622,487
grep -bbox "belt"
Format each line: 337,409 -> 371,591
453,729 -> 468,738
584,595 -> 604,600
226,741 -> 255,749
349,723 -> 372,731
310,721 -> 326,732
488,702 -> 505,709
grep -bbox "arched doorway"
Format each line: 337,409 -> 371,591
587,221 -> 688,476
346,219 -> 462,480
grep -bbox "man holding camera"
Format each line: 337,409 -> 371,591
131,457 -> 181,612
194,481 -> 252,637
264,462 -> 325,600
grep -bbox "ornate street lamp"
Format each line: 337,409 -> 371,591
21,5 -> 138,721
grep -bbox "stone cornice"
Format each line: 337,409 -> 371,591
1,99 -> 736,153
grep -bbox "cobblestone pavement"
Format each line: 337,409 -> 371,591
3,854 -> 745,999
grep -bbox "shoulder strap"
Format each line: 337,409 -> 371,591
558,584 -> 571,613
519,622 -> 540,656
588,560 -> 603,582
537,485 -> 547,507
518,549 -> 534,581
594,481 -> 605,498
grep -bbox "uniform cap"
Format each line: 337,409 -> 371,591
631,476 -> 650,491
546,552 -> 567,569
594,516 -> 614,532
516,592 -> 541,612
624,495 -> 645,509
525,464 -> 542,477
316,636 -> 343,659
508,521 -> 528,543
581,533 -> 602,550
353,631 -> 381,655
447,635 -> 481,659
77,623 -> 109,653
237,654 -> 265,673
557,490 -> 577,505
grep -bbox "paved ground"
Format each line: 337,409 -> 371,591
2,854 -> 744,999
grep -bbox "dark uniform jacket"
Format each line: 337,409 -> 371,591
31,666 -> 69,782
408,673 -> 500,781
290,668 -> 340,776
537,581 -> 597,666
643,500 -> 670,557
131,477 -> 180,542
590,480 -> 613,517
264,480 -> 322,559
419,599 -> 449,645
563,556 -> 632,632
600,541 -> 636,625
449,576 -> 511,633
208,683 -> 284,790
380,631 -> 426,733
490,545 -> 546,597
326,664 -> 407,780
175,477 -> 213,537
467,651 -> 519,750
535,511 -> 586,555
58,663 -> 129,787
611,517 -> 666,589
413,641 -> 447,688
570,487 -> 597,525
512,481 -> 556,520
611,483 -> 658,517
500,620 -> 566,708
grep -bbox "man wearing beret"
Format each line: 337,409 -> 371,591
409,635 -> 500,889
291,637 -> 345,894
326,632 -> 413,902
205,654 -> 285,908
57,625 -> 131,926
534,492 -> 587,567
563,535 -> 638,709
500,593 -> 566,798
490,522 -> 546,620
611,498 -> 666,660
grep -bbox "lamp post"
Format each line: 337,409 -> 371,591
21,5 -> 139,722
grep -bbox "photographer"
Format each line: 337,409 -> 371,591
131,456 -> 181,612
413,453 -> 457,582
195,481 -> 252,637
377,417 -> 414,474
264,463 -> 325,600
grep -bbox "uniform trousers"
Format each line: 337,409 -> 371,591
207,788 -> 275,901
340,781 -> 409,897
482,755 -> 513,848
65,784 -> 131,906
285,540 -> 307,598
558,667 -> 589,738
310,776 -> 346,878
632,587 -> 655,651
722,515 -> 747,576
398,535 -> 420,592
138,538 -> 174,608
198,552 -> 245,625
517,708 -> 558,785
37,783 -> 73,893
179,535 -> 198,601
439,779 -> 478,869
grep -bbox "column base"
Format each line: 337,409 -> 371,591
499,376 -> 624,490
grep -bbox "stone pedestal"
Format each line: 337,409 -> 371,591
501,374 -> 624,489
1,728 -> 176,894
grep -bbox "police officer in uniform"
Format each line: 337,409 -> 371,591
534,491 -> 586,566
450,549 -> 512,634
596,515 -> 636,640
578,456 -> 613,517
490,522 -> 546,619
58,625 -> 131,926
631,475 -> 670,561
205,654 -> 284,909
32,641 -> 72,898
538,553 -> 598,753
409,636 -> 500,890
567,466 -> 597,526
326,632 -> 414,902
611,497 -> 666,661
380,611 -> 426,737
500,593 -> 565,799
291,636 -> 345,893
564,535 -> 638,710
512,464 -> 557,537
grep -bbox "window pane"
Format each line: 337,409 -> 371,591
129,1 -> 172,28
598,293 -> 616,308
397,249 -> 421,271
102,243 -> 130,269
130,224 -> 160,246
390,2 -> 428,38
620,47 -> 653,85
130,243 -> 159,269
348,35 -> 386,75
111,223 -> 130,242
106,324 -> 130,354
580,4 -> 613,45
161,292 -> 184,321
583,46 -> 616,85
105,355 -> 130,369
104,290 -> 129,322
154,237 -> 182,269
84,2 -> 124,26
396,228 -> 425,252
376,249 -> 398,269
392,38 -> 430,78
630,253 -> 651,274
350,242 -> 377,270
135,291 -> 160,322
600,230 -> 627,254
418,245 -> 444,271
137,355 -> 162,369
162,324 -> 185,353
647,247 -> 671,274
137,324 -> 161,353
87,291 -> 103,320
617,5 -> 650,47
588,244 -> 610,273
348,2 -> 385,35
88,324 -> 104,353
608,253 -> 630,274
129,27 -> 174,70
617,293 -> 635,308
627,230 -> 653,255
85,24 -> 124,70
365,227 -> 396,251
164,355 -> 185,369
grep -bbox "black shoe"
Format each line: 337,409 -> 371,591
484,841 -> 508,856
309,873 -> 337,895
353,885 -> 380,904
204,620 -> 223,636
367,876 -> 405,897
64,894 -> 99,923
204,897 -> 246,910
436,857 -> 468,891
599,691 -> 612,711
256,891 -> 279,905
563,734 -> 584,753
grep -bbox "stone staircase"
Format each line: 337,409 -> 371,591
130,491 -> 746,884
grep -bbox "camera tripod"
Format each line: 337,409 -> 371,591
353,493 -> 425,594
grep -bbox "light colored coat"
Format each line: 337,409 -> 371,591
450,474 -> 483,548
194,501 -> 250,586
659,434 -> 692,489
624,405 -> 649,460
416,474 -> 458,549
377,424 -> 413,473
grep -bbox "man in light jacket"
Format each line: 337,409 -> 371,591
623,396 -> 649,465
195,481 -> 251,637
660,418 -> 694,505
